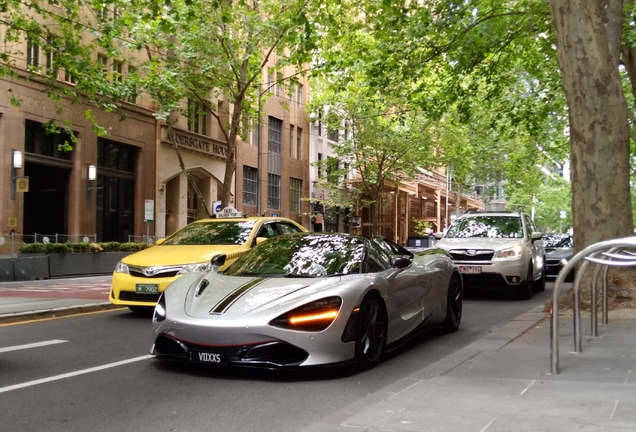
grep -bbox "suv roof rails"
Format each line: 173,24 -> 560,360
464,210 -> 521,215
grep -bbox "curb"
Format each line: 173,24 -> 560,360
0,303 -> 126,324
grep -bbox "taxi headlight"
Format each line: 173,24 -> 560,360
115,261 -> 129,274
496,244 -> 523,259
178,262 -> 213,274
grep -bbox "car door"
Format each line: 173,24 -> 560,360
370,239 -> 429,340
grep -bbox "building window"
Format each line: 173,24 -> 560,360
97,139 -> 136,172
64,69 -> 76,84
187,99 -> 207,135
26,39 -> 39,70
268,174 -> 281,210
267,69 -> 274,93
318,152 -> 324,178
297,83 -> 303,106
289,83 -> 295,103
113,60 -> 123,82
25,120 -> 73,160
45,35 -> 56,77
296,127 -> 302,159
252,119 -> 259,147
328,128 -> 339,143
289,125 -> 295,158
126,65 -> 137,102
97,54 -> 108,77
318,112 -> 322,136
268,116 -> 282,155
243,166 -> 258,206
275,72 -> 283,97
290,178 -> 302,213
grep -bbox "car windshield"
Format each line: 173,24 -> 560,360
543,235 -> 573,248
445,216 -> 523,239
161,221 -> 255,245
225,233 -> 365,277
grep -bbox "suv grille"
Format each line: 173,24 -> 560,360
449,250 -> 495,261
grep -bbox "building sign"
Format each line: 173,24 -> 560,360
164,127 -> 227,159
145,199 -> 154,222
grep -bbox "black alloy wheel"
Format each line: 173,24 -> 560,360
443,274 -> 463,332
516,263 -> 534,300
354,293 -> 387,369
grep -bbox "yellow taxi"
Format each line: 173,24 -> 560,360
109,208 -> 307,312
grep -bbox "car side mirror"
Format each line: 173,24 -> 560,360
434,232 -> 444,240
531,232 -> 543,241
211,254 -> 227,270
391,257 -> 411,269
155,238 -> 166,245
255,237 -> 269,246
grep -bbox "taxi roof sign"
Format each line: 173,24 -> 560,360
216,206 -> 244,218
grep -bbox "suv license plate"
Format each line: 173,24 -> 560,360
459,266 -> 482,274
135,284 -> 159,293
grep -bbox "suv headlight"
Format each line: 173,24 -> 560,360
496,244 -> 523,259
178,262 -> 213,274
115,261 -> 129,274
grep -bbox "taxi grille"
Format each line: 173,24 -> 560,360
119,292 -> 161,303
128,266 -> 182,278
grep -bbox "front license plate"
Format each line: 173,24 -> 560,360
459,266 -> 482,274
135,284 -> 159,294
191,351 -> 226,364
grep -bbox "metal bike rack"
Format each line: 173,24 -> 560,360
550,236 -> 636,374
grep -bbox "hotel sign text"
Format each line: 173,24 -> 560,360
165,129 -> 227,159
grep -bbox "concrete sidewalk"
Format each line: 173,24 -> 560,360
302,308 -> 636,432
2,277 -> 636,431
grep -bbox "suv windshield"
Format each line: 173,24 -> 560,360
445,215 -> 524,239
543,234 -> 573,249
162,221 -> 256,245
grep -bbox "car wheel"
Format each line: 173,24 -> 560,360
128,305 -> 154,315
354,293 -> 387,369
516,263 -> 533,300
443,274 -> 463,332
533,266 -> 546,292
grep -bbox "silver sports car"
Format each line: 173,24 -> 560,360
151,232 -> 463,369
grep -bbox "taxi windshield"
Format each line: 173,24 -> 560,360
162,221 -> 255,245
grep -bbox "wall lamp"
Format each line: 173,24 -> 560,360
86,164 -> 102,208
11,149 -> 24,200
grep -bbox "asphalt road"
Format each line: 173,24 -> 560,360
0,285 -> 553,432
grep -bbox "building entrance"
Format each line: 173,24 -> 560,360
23,162 -> 69,236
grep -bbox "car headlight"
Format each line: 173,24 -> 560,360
115,261 -> 129,274
560,258 -> 569,266
269,296 -> 342,332
496,244 -> 523,259
153,294 -> 166,323
178,262 -> 213,274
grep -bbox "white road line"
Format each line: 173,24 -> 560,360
0,339 -> 68,354
0,355 -> 153,394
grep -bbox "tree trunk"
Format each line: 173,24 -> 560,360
549,0 -> 633,252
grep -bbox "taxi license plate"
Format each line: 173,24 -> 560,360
135,284 -> 159,294
191,351 -> 226,364
459,266 -> 482,274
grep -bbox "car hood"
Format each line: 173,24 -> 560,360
436,237 -> 525,251
546,248 -> 574,260
122,244 -> 244,266
183,274 -> 343,319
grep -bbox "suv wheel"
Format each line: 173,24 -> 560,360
516,263 -> 533,300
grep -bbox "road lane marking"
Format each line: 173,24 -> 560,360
0,339 -> 68,353
0,355 -> 153,394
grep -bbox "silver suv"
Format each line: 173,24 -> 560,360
434,211 -> 545,299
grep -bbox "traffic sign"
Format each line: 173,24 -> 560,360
145,199 -> 154,222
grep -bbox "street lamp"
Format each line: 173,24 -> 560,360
10,149 -> 23,200
86,164 -> 101,208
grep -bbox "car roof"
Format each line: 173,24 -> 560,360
458,211 -> 523,218
191,216 -> 297,223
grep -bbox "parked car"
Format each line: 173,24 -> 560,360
543,233 -> 575,281
110,208 -> 307,313
434,210 -> 545,299
150,232 -> 463,369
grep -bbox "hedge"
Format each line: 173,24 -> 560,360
19,241 -> 152,254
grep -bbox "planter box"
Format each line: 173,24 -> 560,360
47,252 -> 132,277
0,256 -> 50,282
